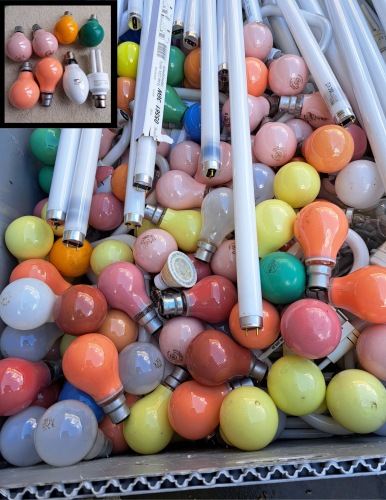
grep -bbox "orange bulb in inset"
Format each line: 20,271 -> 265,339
49,237 -> 92,277
35,57 -> 63,107
184,47 -> 201,89
168,380 -> 230,440
9,259 -> 71,295
111,163 -> 128,202
62,333 -> 130,424
117,77 -> 136,114
302,125 -> 354,173
54,11 -> 79,44
245,57 -> 268,97
9,62 -> 39,109
97,309 -> 138,353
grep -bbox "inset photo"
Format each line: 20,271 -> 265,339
4,3 -> 114,126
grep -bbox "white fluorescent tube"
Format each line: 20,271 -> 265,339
262,0 -> 300,56
242,0 -> 263,23
217,0 -> 228,83
127,0 -> 143,30
183,0 -> 200,49
173,0 -> 186,38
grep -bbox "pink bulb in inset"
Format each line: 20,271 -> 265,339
89,193 -> 123,231
195,142 -> 233,186
133,229 -> 178,273
346,124 -> 368,161
268,55 -> 308,96
186,253 -> 212,281
32,26 -> 58,58
243,22 -> 273,60
356,325 -> 386,381
300,91 -> 335,129
155,170 -> 206,210
170,141 -> 201,177
286,118 -> 314,144
96,165 -> 114,185
222,95 -> 269,133
251,136 -> 259,163
99,129 -> 118,159
159,316 -> 206,365
253,122 -> 297,167
281,299 -> 341,359
210,240 -> 237,283
156,128 -> 171,157
6,27 -> 32,62
33,198 -> 48,218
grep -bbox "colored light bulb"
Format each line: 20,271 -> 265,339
0,278 -> 56,330
49,237 -> 92,277
229,300 -> 280,350
356,325 -> 386,381
33,198 -> 48,218
286,118 -> 314,145
273,161 -> 320,208
326,370 -> 386,434
169,141 -> 201,176
111,163 -> 128,201
254,122 -> 297,168
186,253 -> 212,281
268,54 -> 309,96
346,124 -> 368,161
220,386 -> 278,451
164,84 -> 189,124
297,91 -> 335,128
9,62 -> 40,109
195,142 -> 233,186
91,240 -> 134,277
222,95 -> 270,133
245,57 -> 268,97
79,14 -> 104,47
38,166 -> 54,194
133,228 -> 178,273
6,26 -> 32,61
184,47 -> 201,88
59,380 -> 105,423
60,333 -> 77,357
10,259 -> 71,295
210,240 -> 237,283
35,57 -> 63,107
34,400 -> 112,466
117,76 -> 136,113
167,45 -> 185,86
159,316 -> 206,365
155,170 -> 206,210
255,199 -> 297,258
53,284 -> 107,335
62,333 -> 130,424
31,380 -> 61,409
96,164 -> 114,183
0,357 -> 61,416
252,163 -> 275,205
0,406 -> 46,467
29,128 -> 60,165
32,24 -> 58,57
54,11 -> 79,44
97,262 -> 163,334
62,51 -> 89,104
89,193 -> 124,231
186,330 -> 267,386
243,21 -> 273,60
5,216 -> 53,262
267,356 -> 326,416
117,41 -> 139,78
97,309 -> 138,353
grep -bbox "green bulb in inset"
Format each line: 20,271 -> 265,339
29,128 -> 60,166
38,166 -> 54,194
79,15 -> 104,47
163,85 -> 188,124
167,46 -> 185,87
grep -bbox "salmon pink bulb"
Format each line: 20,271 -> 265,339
169,141 -> 201,176
221,95 -> 269,133
254,122 -> 297,167
9,259 -> 71,296
89,193 -> 123,231
356,325 -> 386,381
159,317 -> 206,365
268,54 -> 309,96
155,170 -> 206,210
133,229 -> 178,273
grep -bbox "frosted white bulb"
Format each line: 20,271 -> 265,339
118,341 -> 165,395
335,159 -> 385,210
253,163 -> 275,206
195,187 -> 235,263
0,406 -> 45,467
63,52 -> 89,104
34,400 -> 112,467
0,323 -> 63,361
0,278 -> 56,330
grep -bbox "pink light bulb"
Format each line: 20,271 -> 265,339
99,129 -> 118,159
89,193 -> 124,231
32,25 -> 58,58
210,240 -> 237,283
268,55 -> 309,96
243,22 -> 273,60
253,122 -> 297,167
96,165 -> 114,185
195,142 -> 233,186
156,128 -> 171,157
222,95 -> 269,132
300,91 -> 335,129
286,118 -> 314,144
169,141 -> 201,177
155,170 -> 206,209
186,253 -> 212,281
159,316 -> 206,365
133,228 -> 178,273
6,27 -> 32,62
356,325 -> 386,381
33,198 -> 48,217
346,124 -> 368,161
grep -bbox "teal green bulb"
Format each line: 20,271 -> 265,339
79,16 -> 104,47
260,252 -> 306,305
38,166 -> 54,194
163,85 -> 188,124
167,46 -> 185,87
29,129 -> 60,166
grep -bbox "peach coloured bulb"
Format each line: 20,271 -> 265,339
245,57 -> 268,97
356,325 -> 386,381
97,309 -> 138,353
229,301 -> 280,349
33,198 -> 48,218
49,238 -> 92,278
117,76 -> 136,112
186,253 -> 212,281
9,65 -> 39,109
159,316 -> 206,365
250,136 -> 259,162
156,129 -> 171,157
243,22 -> 273,60
170,141 -> 201,176
303,125 -> 354,173
89,193 -> 123,231
155,170 -> 206,210
35,58 -> 63,105
168,381 -> 230,440
133,228 -> 178,273
9,259 -> 71,296
346,124 -> 368,161
32,27 -> 58,58
184,47 -> 201,88
210,240 -> 237,283
300,91 -> 335,128
99,130 -> 117,160
253,122 -> 297,167
268,55 -> 309,96
286,118 -> 313,144
294,201 -> 349,267
222,95 -> 269,133
111,163 -> 127,202
96,165 -> 114,185
6,28 -> 32,61
195,142 -> 233,186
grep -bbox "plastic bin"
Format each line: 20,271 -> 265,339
0,128 -> 385,499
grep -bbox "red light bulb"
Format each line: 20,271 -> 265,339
31,380 -> 62,409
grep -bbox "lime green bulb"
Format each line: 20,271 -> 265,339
79,16 -> 104,47
160,208 -> 202,252
163,85 -> 188,124
90,240 -> 134,276
41,202 -> 63,237
5,216 -> 54,261
29,128 -> 60,166
135,219 -> 157,237
167,46 -> 185,87
123,384 -> 173,455
326,369 -> 386,433
267,356 -> 326,416
60,333 -> 77,358
117,42 -> 139,79
38,166 -> 54,194
273,161 -> 321,208
255,199 -> 296,258
220,386 -> 278,451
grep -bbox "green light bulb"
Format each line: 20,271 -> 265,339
79,15 -> 104,47
163,85 -> 188,124
38,166 -> 54,194
167,46 -> 185,87
29,128 -> 60,166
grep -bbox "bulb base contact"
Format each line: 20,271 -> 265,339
184,31 -> 199,49
39,92 -> 54,107
306,264 -> 332,291
194,241 -> 217,263
133,173 -> 153,192
239,315 -> 264,330
144,204 -> 165,225
151,289 -> 184,318
249,355 -> 268,382
201,160 -> 221,180
124,212 -> 143,229
62,230 -> 86,249
172,21 -> 184,39
102,393 -> 130,424
128,13 -> 142,31
134,306 -> 163,335
163,366 -> 190,390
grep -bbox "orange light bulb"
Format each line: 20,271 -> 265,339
62,333 -> 130,424
245,57 -> 268,97
97,309 -> 138,353
35,57 -> 63,107
9,259 -> 71,295
49,237 -> 92,277
111,163 -> 128,202
54,11 -> 79,44
9,63 -> 39,109
117,77 -> 136,115
184,47 -> 201,89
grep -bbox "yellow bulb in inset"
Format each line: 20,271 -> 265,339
60,333 -> 77,357
54,12 -> 79,44
255,200 -> 296,258
41,202 -> 63,237
267,356 -> 326,416
159,209 -> 202,252
135,219 -> 157,237
326,369 -> 386,433
117,42 -> 140,79
220,386 -> 278,451
90,240 -> 134,276
5,216 -> 54,261
273,161 -> 321,208
123,384 -> 173,454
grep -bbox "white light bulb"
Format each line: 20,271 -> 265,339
252,163 -> 275,206
0,278 -> 56,330
63,52 -> 89,105
118,341 -> 165,395
88,49 -> 110,108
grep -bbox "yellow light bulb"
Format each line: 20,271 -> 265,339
60,333 -> 77,357
159,209 -> 202,252
41,202 -> 63,237
5,216 -> 54,261
117,42 -> 140,79
90,240 -> 134,276
255,200 -> 296,258
273,161 -> 321,208
219,425 -> 234,446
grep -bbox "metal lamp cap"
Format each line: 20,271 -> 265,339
62,230 -> 86,249
103,393 -> 130,424
15,26 -> 24,33
194,241 -> 217,263
136,307 -> 163,335
201,160 -> 221,180
144,204 -> 165,225
39,92 -> 53,107
163,366 -> 190,391
93,95 -> 106,108
124,212 -> 143,228
64,51 -> 76,64
46,209 -> 66,228
90,14 -> 98,19
249,356 -> 268,382
32,24 -> 41,32
21,62 -> 33,72
64,11 -> 72,16
306,264 -> 332,291
152,289 -> 184,317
